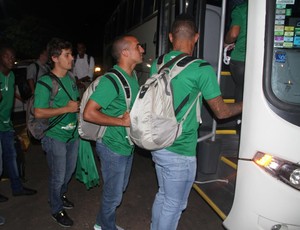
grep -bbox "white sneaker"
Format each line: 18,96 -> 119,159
94,224 -> 124,230
94,224 -> 102,230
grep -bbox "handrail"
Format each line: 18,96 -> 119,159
192,184 -> 227,220
198,0 -> 228,144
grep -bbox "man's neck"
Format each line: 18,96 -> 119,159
51,68 -> 68,78
118,62 -> 135,77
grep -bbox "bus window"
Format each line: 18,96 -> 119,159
143,0 -> 157,19
264,0 -> 300,126
272,3 -> 300,105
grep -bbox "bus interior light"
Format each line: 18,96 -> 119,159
253,152 -> 300,191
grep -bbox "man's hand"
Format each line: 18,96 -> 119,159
120,111 -> 130,127
66,100 -> 80,113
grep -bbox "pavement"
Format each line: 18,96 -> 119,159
0,122 -> 224,230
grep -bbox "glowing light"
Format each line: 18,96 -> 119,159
94,66 -> 101,72
255,154 -> 273,167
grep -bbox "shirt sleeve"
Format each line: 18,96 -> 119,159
34,76 -> 52,108
27,63 -> 37,80
230,5 -> 243,27
89,75 -> 119,109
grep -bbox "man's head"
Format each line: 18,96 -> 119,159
0,44 -> 16,74
169,13 -> 199,53
111,35 -> 144,65
38,48 -> 48,65
76,42 -> 87,58
47,38 -> 73,70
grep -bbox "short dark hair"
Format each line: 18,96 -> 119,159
171,13 -> 198,39
0,43 -> 15,57
46,38 -> 72,68
111,35 -> 133,62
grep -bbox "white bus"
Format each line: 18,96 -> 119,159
104,0 -> 300,229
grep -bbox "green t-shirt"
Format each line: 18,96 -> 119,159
34,74 -> 79,142
150,51 -> 221,156
230,2 -> 248,62
90,65 -> 140,156
0,71 -> 15,131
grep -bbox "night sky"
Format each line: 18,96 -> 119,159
0,0 -> 121,60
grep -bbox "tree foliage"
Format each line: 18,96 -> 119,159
0,15 -> 66,59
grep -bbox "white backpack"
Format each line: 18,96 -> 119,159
78,69 -> 133,143
129,54 -> 201,150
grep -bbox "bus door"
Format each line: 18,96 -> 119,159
224,0 -> 300,229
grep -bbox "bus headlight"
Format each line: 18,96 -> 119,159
253,152 -> 300,191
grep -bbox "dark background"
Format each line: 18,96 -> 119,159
0,0 -> 121,62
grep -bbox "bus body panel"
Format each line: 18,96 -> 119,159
127,16 -> 157,85
223,161 -> 300,230
225,0 -> 300,229
240,0 -> 300,162
203,4 -> 222,71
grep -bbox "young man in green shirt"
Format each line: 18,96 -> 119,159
83,35 -> 144,230
34,38 -> 80,227
0,44 -> 37,226
225,1 -> 248,103
149,14 -> 243,230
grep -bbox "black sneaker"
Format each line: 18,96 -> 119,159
61,195 -> 74,209
52,210 -> 73,227
12,187 -> 37,196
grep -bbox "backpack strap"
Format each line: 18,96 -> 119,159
107,68 -> 131,110
74,55 -> 91,65
172,57 -> 203,124
34,62 -> 40,82
36,77 -> 65,131
48,72 -> 73,100
36,73 -> 75,133
158,53 -> 188,74
105,68 -> 133,146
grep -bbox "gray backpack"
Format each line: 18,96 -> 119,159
26,73 -> 74,140
26,75 -> 59,140
129,54 -> 201,150
78,69 -> 133,144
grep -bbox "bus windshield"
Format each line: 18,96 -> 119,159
272,2 -> 300,105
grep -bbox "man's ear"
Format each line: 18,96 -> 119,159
169,33 -> 173,43
194,33 -> 199,44
121,49 -> 128,57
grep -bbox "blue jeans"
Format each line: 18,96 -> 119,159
0,141 -> 2,176
41,136 -> 79,214
151,149 -> 196,230
95,141 -> 133,230
0,130 -> 23,192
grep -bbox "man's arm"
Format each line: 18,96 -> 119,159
224,25 -> 240,45
206,95 -> 242,119
83,99 -> 130,127
87,56 -> 95,80
34,100 -> 79,119
28,79 -> 35,94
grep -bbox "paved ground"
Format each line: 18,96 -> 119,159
0,124 -> 225,230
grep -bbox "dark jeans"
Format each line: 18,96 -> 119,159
41,136 -> 79,214
0,130 -> 24,192
230,60 -> 245,103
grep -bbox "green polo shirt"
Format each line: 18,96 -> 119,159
150,51 -> 221,156
34,74 -> 79,142
90,65 -> 140,156
0,71 -> 15,131
230,2 -> 248,62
